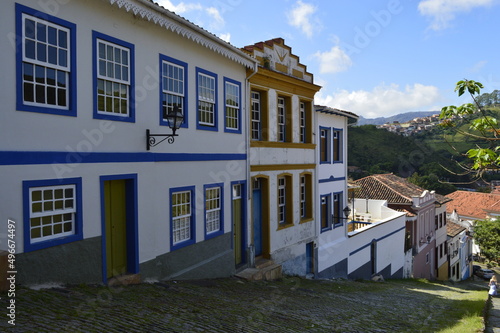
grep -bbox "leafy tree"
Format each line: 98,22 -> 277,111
440,80 -> 500,180
473,219 -> 500,263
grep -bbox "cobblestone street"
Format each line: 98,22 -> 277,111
0,276 -> 493,333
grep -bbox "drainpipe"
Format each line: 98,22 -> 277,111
245,61 -> 258,268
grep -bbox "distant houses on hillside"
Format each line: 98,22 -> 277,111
376,114 -> 441,136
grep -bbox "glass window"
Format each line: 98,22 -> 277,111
17,4 -> 76,116
96,39 -> 130,117
172,190 -> 192,245
205,186 -> 222,234
225,80 -> 240,132
197,69 -> 217,128
251,91 -> 261,140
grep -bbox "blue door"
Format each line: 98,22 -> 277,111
253,188 -> 263,256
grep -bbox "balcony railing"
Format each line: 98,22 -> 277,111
347,220 -> 372,232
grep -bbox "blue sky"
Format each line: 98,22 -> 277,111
156,0 -> 500,118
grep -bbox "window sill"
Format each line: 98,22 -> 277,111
277,222 -> 294,231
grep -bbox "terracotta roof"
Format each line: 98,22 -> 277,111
353,173 -> 451,205
446,190 -> 500,220
447,221 -> 466,237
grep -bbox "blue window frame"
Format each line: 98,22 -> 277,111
204,183 -> 224,239
170,185 -> 196,250
224,77 -> 241,134
16,3 -> 77,116
333,191 -> 344,227
92,31 -> 135,122
196,67 -> 218,131
159,54 -> 188,128
320,193 -> 331,232
333,128 -> 343,163
319,126 -> 331,164
23,177 -> 83,252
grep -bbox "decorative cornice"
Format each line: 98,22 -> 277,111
108,0 -> 256,68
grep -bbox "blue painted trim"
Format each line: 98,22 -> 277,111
159,54 -> 188,128
320,193 -> 332,233
223,77 -> 242,134
333,191 -> 344,228
92,31 -> 135,123
332,128 -> 343,163
319,176 -> 346,183
100,174 -> 139,284
230,180 -> 247,264
22,177 -> 83,252
16,4 -> 77,117
319,126 -> 331,164
0,151 -> 247,166
170,185 -> 196,251
349,225 -> 406,256
196,67 -> 218,131
204,183 -> 224,240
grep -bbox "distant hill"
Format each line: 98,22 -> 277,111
356,111 -> 439,126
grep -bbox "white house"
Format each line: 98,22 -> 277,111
315,105 -> 357,279
0,0 -> 258,285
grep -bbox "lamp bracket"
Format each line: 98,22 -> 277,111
146,129 -> 178,150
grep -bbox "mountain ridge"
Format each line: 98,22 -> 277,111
356,111 -> 439,126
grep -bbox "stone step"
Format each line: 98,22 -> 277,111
235,262 -> 282,281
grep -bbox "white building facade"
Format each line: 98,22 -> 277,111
0,0 -> 257,285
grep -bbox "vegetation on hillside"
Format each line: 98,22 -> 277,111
348,82 -> 500,194
348,125 -> 461,194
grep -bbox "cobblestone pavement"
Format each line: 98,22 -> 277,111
0,276 -> 493,333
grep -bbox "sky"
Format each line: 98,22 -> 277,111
155,0 -> 500,119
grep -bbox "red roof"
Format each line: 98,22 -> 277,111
446,190 -> 500,220
353,174 -> 450,205
447,221 -> 466,237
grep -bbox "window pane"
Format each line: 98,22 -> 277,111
48,26 -> 57,45
25,18 -> 35,39
37,42 -> 46,62
37,22 -> 46,42
58,49 -> 67,67
25,39 -> 36,59
58,30 -> 67,48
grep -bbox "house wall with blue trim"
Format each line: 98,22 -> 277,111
0,0 -> 256,285
316,108 -> 351,279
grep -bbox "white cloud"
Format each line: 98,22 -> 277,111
155,0 -> 202,13
468,60 -> 487,73
155,1 -> 224,31
314,46 -> 353,74
316,83 -> 442,118
218,33 -> 231,43
418,0 -> 494,30
286,1 -> 321,38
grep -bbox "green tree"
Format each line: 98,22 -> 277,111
473,219 -> 500,263
440,80 -> 500,180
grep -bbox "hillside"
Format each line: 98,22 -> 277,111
347,125 -> 463,194
357,111 -> 439,126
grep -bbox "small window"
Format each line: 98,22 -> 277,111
205,184 -> 223,238
17,4 -> 76,116
320,194 -> 331,231
333,129 -> 343,162
171,186 -> 195,250
278,175 -> 293,226
251,91 -> 261,140
224,78 -> 241,133
160,55 -> 187,128
197,68 -> 217,130
299,102 -> 306,143
23,178 -> 82,252
320,127 -> 330,163
93,31 -> 135,122
300,173 -> 313,221
277,97 -> 286,142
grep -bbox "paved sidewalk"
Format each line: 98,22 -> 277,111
486,295 -> 500,333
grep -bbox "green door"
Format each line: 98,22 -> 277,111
104,179 -> 127,279
233,184 -> 243,265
